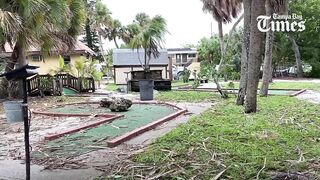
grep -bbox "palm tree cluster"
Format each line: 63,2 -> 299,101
0,0 -> 86,71
200,0 -> 287,113
128,13 -> 168,75
83,1 -> 168,77
0,0 -> 86,98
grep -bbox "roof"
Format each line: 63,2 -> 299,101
2,41 -> 96,56
113,49 -> 168,66
167,48 -> 197,55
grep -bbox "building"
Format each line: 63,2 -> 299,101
113,49 -> 169,85
1,41 -> 96,75
168,48 -> 198,66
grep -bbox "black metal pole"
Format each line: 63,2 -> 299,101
22,78 -> 30,180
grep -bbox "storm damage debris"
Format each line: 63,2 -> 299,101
100,98 -> 133,112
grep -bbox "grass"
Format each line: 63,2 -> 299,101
107,95 -> 320,179
105,83 -> 118,91
172,80 -> 193,87
221,81 -> 320,91
269,82 -> 320,90
156,91 -> 219,102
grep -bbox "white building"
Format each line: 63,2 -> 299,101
112,49 -> 169,85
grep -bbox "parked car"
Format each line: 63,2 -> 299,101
172,65 -> 184,80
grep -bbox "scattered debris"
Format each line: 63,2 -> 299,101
100,97 -> 132,112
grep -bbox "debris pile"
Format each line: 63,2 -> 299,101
100,97 -> 132,112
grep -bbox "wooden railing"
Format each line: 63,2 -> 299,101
27,73 -> 95,96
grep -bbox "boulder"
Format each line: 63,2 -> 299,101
100,97 -> 132,112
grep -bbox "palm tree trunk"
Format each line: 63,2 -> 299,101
236,0 -> 251,105
113,37 -> 119,48
244,0 -> 265,113
288,34 -> 303,78
214,20 -> 228,98
225,14 -> 244,52
260,0 -> 274,96
98,32 -> 107,62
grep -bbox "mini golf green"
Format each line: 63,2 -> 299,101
266,89 -> 299,95
62,88 -> 78,95
33,103 -> 177,159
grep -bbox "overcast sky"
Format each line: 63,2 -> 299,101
102,0 -> 240,49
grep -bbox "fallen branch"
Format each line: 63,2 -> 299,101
256,157 -> 267,180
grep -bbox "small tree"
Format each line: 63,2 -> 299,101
130,15 -> 168,78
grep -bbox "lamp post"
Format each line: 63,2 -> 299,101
0,64 -> 39,180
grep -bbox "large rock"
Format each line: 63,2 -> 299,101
100,97 -> 132,112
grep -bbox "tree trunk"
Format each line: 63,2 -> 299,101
225,14 -> 244,52
214,20 -> 228,98
244,0 -> 265,113
288,34 -> 303,78
260,0 -> 274,97
113,37 -> 119,49
98,32 -> 107,62
236,0 -> 251,105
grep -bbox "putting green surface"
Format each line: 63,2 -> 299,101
47,103 -> 110,114
267,89 -> 298,95
62,88 -> 78,95
34,104 -> 177,159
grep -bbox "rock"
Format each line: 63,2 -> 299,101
100,98 -> 113,108
100,97 -> 132,112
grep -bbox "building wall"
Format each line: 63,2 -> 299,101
169,53 -> 198,66
114,66 -> 168,85
27,54 -> 87,76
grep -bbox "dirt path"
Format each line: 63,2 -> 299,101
296,90 -> 320,104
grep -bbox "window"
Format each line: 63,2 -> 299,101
176,54 -> 181,63
188,53 -> 196,58
31,55 -> 43,61
63,55 -> 71,65
182,54 -> 188,63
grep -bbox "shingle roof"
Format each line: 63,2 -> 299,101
113,49 -> 168,66
2,41 -> 96,56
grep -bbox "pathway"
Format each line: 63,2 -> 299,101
296,90 -> 320,104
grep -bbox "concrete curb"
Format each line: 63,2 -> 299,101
290,89 -> 307,97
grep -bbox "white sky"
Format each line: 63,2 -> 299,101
102,0 -> 240,49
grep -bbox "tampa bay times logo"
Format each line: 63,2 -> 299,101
257,13 -> 305,32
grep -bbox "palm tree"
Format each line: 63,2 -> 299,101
1,0 -> 86,71
135,13 -> 151,27
90,0 -> 112,62
236,0 -> 251,105
105,19 -> 123,48
129,15 -> 168,78
260,0 -> 286,96
201,0 -> 242,98
244,0 -> 265,113
121,23 -> 140,45
0,0 -> 86,98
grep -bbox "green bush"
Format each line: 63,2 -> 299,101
181,69 -> 191,83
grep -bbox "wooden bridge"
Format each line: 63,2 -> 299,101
27,73 -> 95,96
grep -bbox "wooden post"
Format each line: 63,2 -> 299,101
168,57 -> 173,81
92,78 -> 95,92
